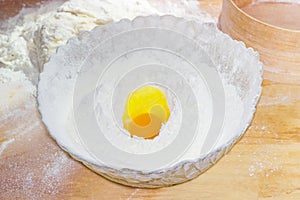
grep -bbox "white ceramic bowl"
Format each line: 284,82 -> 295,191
38,15 -> 263,188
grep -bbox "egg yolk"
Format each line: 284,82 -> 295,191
122,85 -> 170,139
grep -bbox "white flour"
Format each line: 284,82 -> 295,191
0,0 -> 215,171
0,68 -> 36,95
0,0 -> 213,156
0,0 -> 263,189
0,0 -> 213,86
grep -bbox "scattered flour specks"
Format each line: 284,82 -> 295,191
246,127 -> 284,178
126,188 -> 140,200
0,139 -> 76,199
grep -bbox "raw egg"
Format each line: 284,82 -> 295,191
122,85 -> 170,139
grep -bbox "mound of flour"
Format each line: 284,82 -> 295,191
0,0 -> 213,89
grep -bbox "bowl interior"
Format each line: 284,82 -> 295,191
38,15 -> 263,173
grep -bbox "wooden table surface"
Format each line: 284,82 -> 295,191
1,0 -> 300,199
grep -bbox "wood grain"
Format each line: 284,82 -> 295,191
1,0 -> 300,199
219,0 -> 300,84
0,0 -> 52,21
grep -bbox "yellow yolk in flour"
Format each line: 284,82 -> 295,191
122,86 -> 170,139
